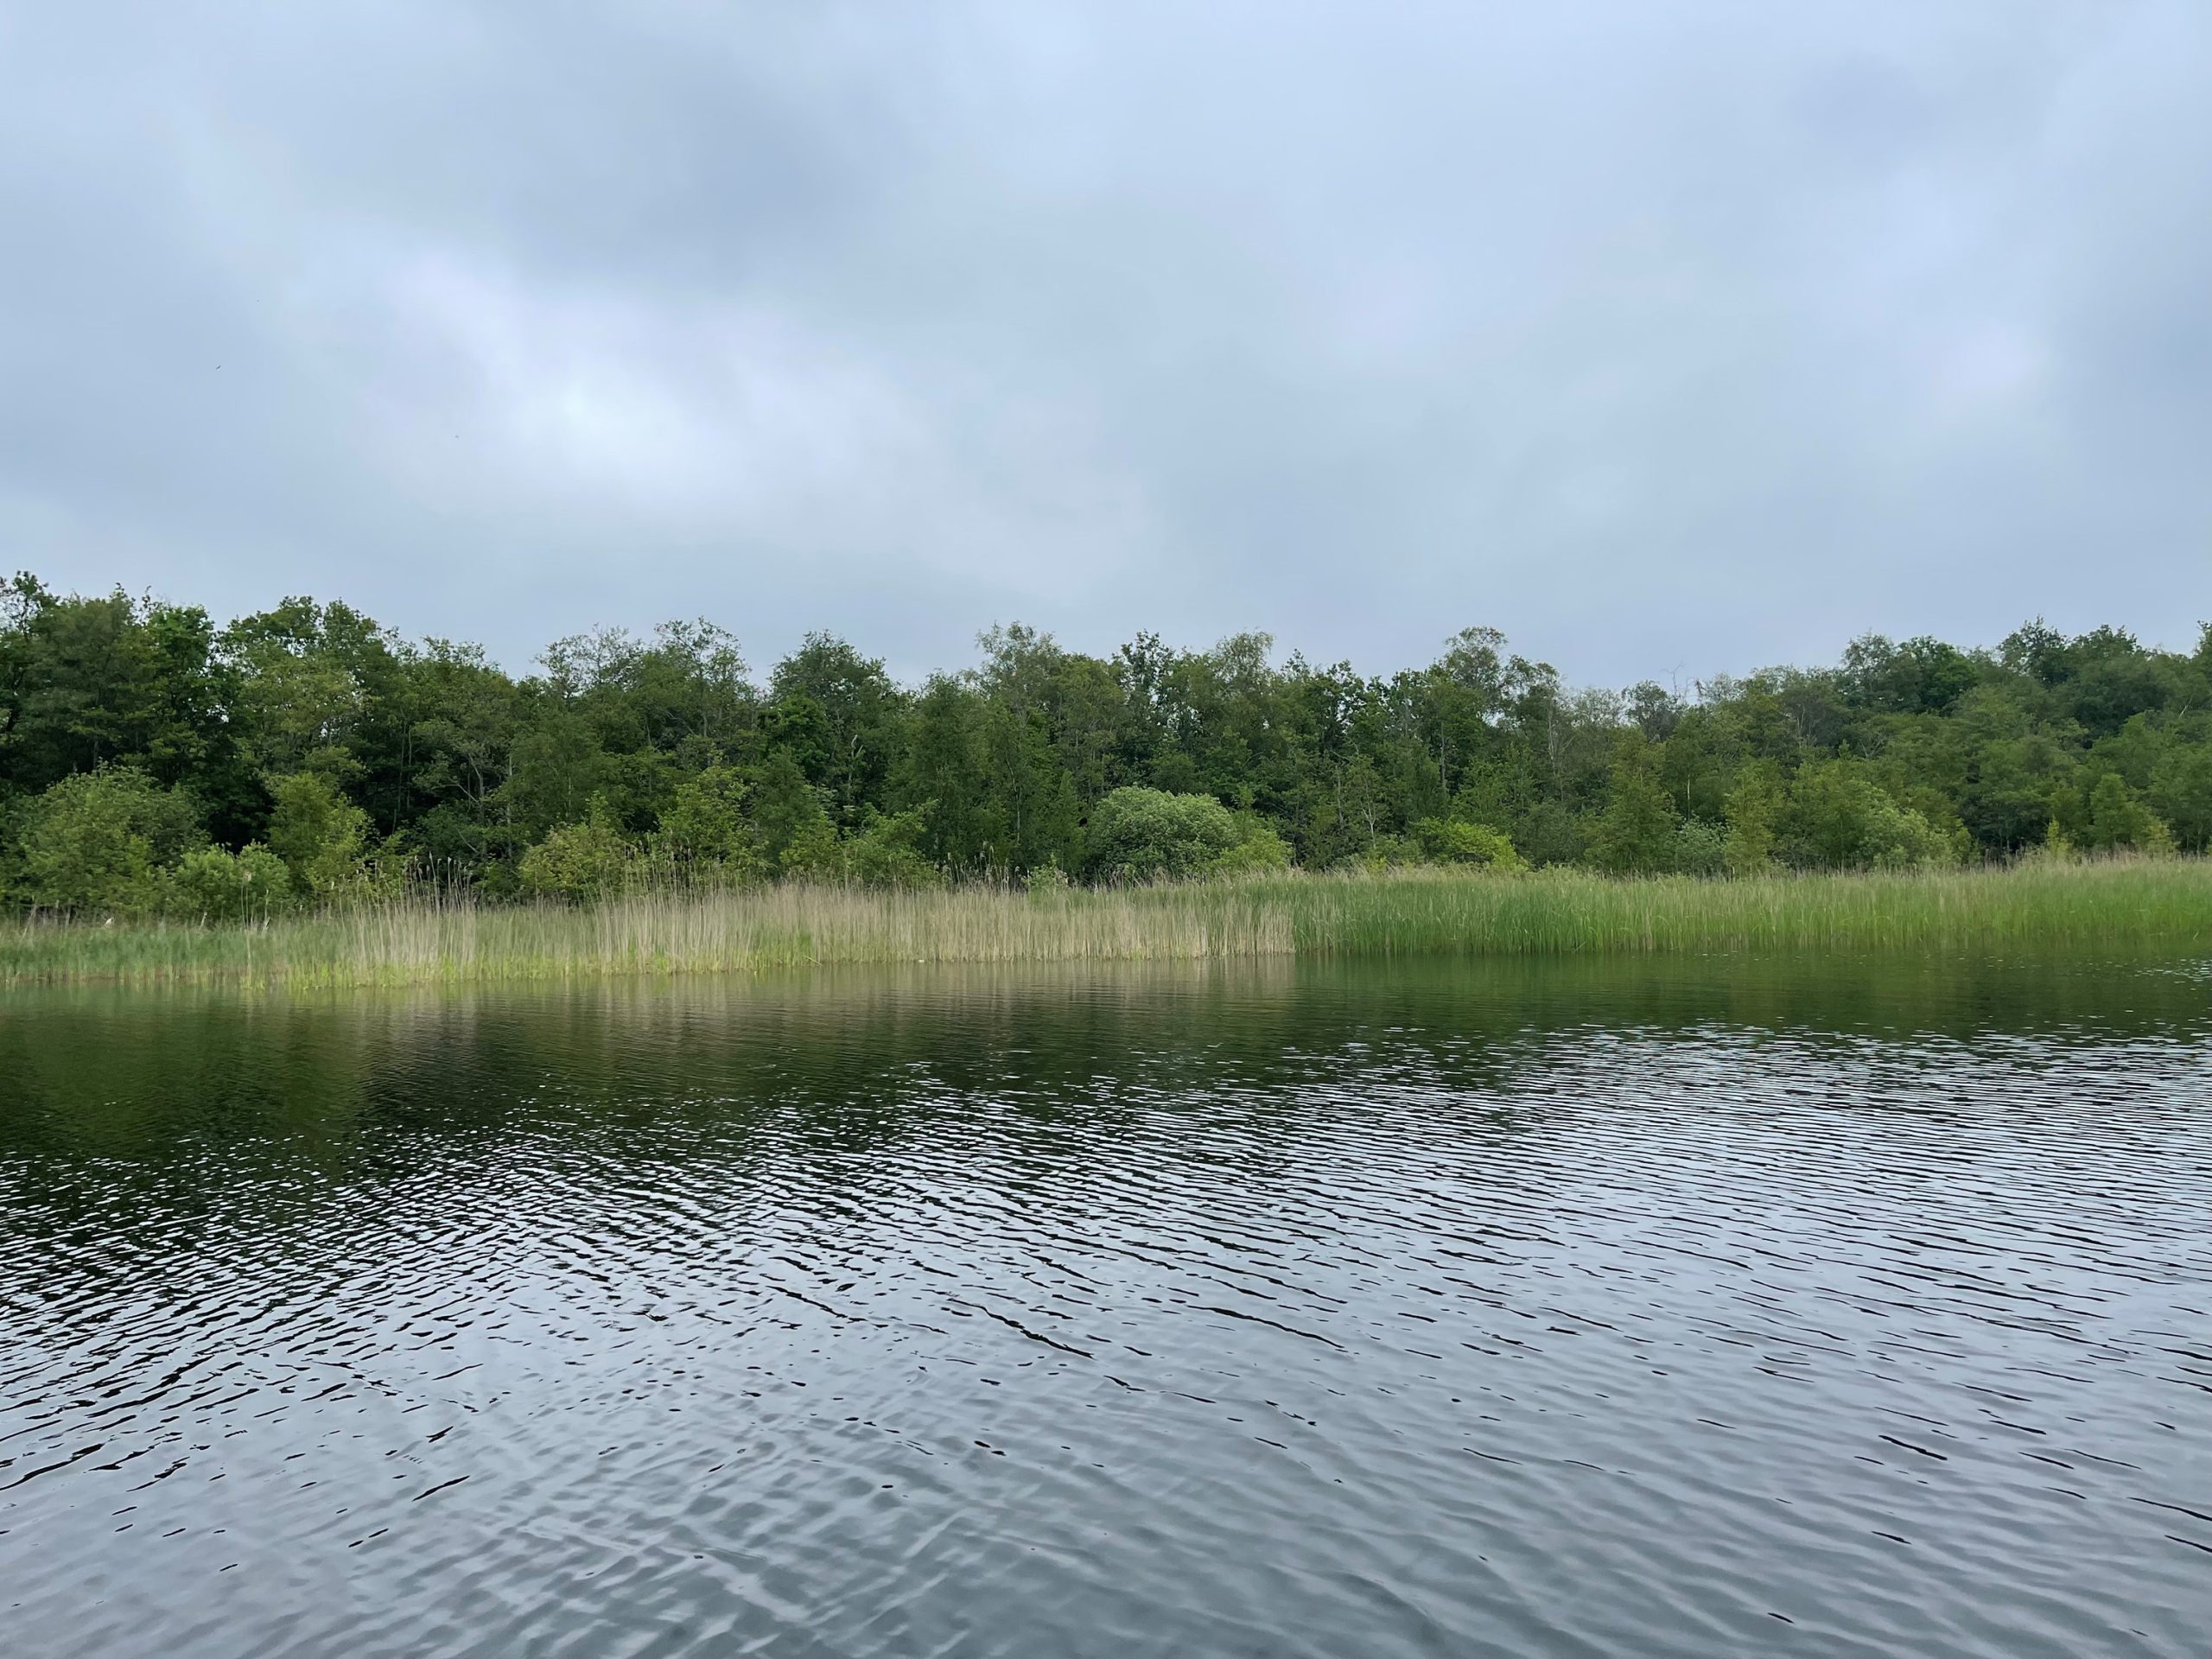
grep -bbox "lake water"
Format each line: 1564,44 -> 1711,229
3,957 -> 2208,1658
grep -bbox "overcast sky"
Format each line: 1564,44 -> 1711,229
3,2 -> 2208,685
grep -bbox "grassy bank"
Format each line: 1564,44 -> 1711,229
3,859 -> 2209,991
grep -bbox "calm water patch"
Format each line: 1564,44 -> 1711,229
3,956 -> 2209,1657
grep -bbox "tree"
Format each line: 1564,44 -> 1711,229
766,632 -> 904,825
221,597 -> 401,779
977,703 -> 1081,875
1781,761 -> 1962,869
1721,763 -> 1783,875
1843,634 -> 1980,715
845,810 -> 941,889
656,765 -> 765,880
9,565 -> 2212,905
2080,773 -> 2174,855
2149,744 -> 2212,852
265,772 -> 374,897
0,580 -> 235,799
749,751 -> 842,877
1588,744 -> 1680,874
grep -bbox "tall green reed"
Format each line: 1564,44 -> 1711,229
3,858 -> 2205,992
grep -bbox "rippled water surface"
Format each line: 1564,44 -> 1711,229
3,957 -> 2209,1658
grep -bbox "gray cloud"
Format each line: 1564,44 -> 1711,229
3,1 -> 2208,683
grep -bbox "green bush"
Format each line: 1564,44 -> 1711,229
1721,765 -> 1783,874
1411,817 -> 1523,870
750,753 -> 842,877
1673,818 -> 1727,877
1215,813 -> 1294,874
519,799 -> 636,902
845,810 -> 941,889
9,767 -> 202,917
1353,835 -> 1425,873
1587,747 -> 1681,874
1084,786 -> 1242,880
656,765 -> 766,882
265,772 -> 374,896
170,843 -> 294,923
2080,772 -> 2175,855
1781,762 -> 1964,870
2149,747 -> 2212,852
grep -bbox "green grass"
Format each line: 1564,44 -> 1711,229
3,858 -> 2209,991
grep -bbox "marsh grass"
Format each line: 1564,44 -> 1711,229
3,858 -> 2208,990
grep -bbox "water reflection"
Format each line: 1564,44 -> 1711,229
3,956 -> 2208,1657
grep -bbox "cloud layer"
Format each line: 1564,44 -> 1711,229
3,1 -> 2208,681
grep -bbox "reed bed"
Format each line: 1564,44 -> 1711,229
3,858 -> 2207,991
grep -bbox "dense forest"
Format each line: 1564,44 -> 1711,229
3,570 -> 2208,918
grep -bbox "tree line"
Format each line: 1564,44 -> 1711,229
3,569 -> 2207,918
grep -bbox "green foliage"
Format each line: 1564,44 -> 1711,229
171,843 -> 294,923
844,810 -> 942,889
766,632 -> 903,824
7,569 -> 2212,902
1843,634 -> 1980,715
1674,818 -> 1727,877
2148,744 -> 2212,852
221,596 -> 399,780
1780,761 -> 1963,871
2079,772 -> 2174,855
656,765 -> 766,881
1721,764 -> 1783,875
1588,745 -> 1681,874
8,767 -> 202,916
265,771 -> 375,896
518,798 -> 635,902
1085,786 -> 1242,880
1215,814 -> 1296,874
1411,817 -> 1523,870
749,752 -> 844,877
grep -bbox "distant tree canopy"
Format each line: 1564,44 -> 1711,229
3,569 -> 2206,916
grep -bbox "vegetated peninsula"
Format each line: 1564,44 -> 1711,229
3,571 -> 2209,987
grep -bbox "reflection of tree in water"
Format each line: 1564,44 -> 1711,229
5,950 -> 2203,1202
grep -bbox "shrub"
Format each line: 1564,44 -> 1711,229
1354,835 -> 1426,873
1721,765 -> 1782,874
1411,817 -> 1523,870
778,814 -> 846,880
1215,813 -> 1295,874
519,799 -> 635,902
845,810 -> 941,889
2149,746 -> 2212,852
1781,762 -> 1963,870
1673,817 -> 1727,877
9,767 -> 202,917
1084,787 -> 1241,880
1587,746 -> 1681,874
657,765 -> 766,883
170,843 -> 294,923
265,772 -> 374,896
2081,772 -> 2175,855
751,753 -> 842,877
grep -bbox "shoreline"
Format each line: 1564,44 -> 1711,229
4,859 -> 2208,993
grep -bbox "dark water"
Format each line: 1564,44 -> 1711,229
3,957 -> 2209,1659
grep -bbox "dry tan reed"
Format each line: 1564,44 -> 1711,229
3,858 -> 2206,991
